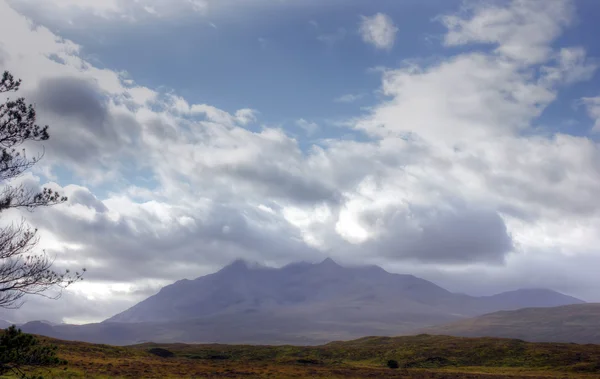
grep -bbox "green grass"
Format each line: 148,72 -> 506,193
5,334 -> 600,378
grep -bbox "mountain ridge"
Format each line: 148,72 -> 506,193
421,303 -> 600,344
14,258 -> 586,346
106,258 -> 583,325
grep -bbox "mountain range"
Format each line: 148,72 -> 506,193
16,258 -> 585,345
422,303 -> 600,344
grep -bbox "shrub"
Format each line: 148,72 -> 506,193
297,358 -> 321,365
0,325 -> 64,379
387,359 -> 399,369
147,348 -> 174,358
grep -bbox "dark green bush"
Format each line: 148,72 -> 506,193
147,347 -> 174,358
0,325 -> 63,379
387,359 -> 399,369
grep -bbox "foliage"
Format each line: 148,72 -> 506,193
0,70 -> 84,309
386,359 -> 399,369
18,333 -> 600,378
0,326 -> 63,379
146,348 -> 173,358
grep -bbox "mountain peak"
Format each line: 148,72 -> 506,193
318,257 -> 342,268
219,259 -> 264,272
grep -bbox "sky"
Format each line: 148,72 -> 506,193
1,0 -> 600,324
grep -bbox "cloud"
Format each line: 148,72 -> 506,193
542,47 -> 597,85
36,76 -> 109,130
189,103 -> 258,126
317,28 -> 346,45
359,13 -> 398,50
441,0 -> 573,64
361,204 -> 513,264
0,45 -> 7,66
0,279 -> 165,325
25,187 -> 322,284
296,119 -> 319,136
334,93 -> 365,103
8,0 -> 209,20
582,96 -> 600,132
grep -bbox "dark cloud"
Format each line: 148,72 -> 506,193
360,203 -> 513,264
24,198 -> 321,283
227,164 -> 341,204
28,76 -> 142,172
36,76 -> 108,127
67,186 -> 108,213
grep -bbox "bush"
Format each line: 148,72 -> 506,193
387,359 -> 399,369
0,325 -> 64,379
147,348 -> 174,358
297,358 -> 322,365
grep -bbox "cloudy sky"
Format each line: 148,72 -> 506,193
1,0 -> 600,324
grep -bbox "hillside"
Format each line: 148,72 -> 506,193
20,333 -> 600,378
19,259 -> 585,346
421,303 -> 600,344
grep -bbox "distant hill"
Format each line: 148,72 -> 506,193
0,319 -> 14,329
421,303 -> 600,344
20,259 -> 585,345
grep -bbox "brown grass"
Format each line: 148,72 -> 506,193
6,334 -> 600,378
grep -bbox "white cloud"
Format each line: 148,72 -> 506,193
16,0 -> 121,14
441,0 -> 573,64
582,96 -> 600,132
334,93 -> 365,103
8,0 -> 210,20
357,54 -> 557,143
539,47 -> 597,87
189,103 -> 257,126
359,13 -> 398,50
296,119 -> 319,136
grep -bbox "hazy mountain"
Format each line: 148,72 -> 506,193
478,289 -> 585,310
421,303 -> 600,344
0,319 -> 14,329
19,259 -> 585,345
107,258 -> 476,325
107,259 -> 583,325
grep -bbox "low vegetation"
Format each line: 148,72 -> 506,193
0,326 -> 64,379
2,333 -> 600,378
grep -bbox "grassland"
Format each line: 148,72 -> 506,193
6,334 -> 600,378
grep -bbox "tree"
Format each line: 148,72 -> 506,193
0,325 -> 64,379
0,70 -> 84,309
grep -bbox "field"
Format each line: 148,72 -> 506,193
7,334 -> 600,379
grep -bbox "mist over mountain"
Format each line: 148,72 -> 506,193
16,259 -> 582,346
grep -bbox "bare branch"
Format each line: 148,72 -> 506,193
0,70 -> 83,309
0,184 -> 67,214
